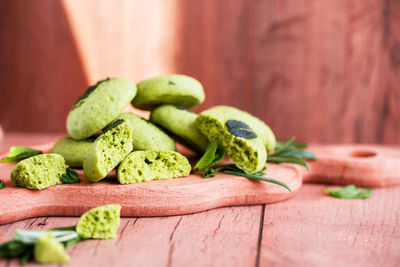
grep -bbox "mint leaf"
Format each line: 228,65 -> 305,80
61,168 -> 80,184
0,147 -> 42,163
323,185 -> 373,199
0,180 -> 4,189
194,141 -> 224,171
226,120 -> 257,139
203,168 -> 218,178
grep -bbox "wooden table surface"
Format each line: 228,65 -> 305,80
1,133 -> 400,267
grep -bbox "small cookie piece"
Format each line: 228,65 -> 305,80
34,233 -> 71,263
67,77 -> 137,140
132,74 -> 205,110
150,105 -> 209,152
114,113 -> 176,151
83,119 -> 133,182
10,154 -> 68,190
195,107 -> 267,173
76,204 -> 121,239
117,150 -> 191,184
51,136 -> 94,168
201,106 -> 276,152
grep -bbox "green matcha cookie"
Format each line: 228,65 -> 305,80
51,136 -> 94,168
195,108 -> 267,173
150,105 -> 209,152
34,233 -> 70,264
67,77 -> 137,140
76,204 -> 121,239
114,113 -> 176,151
117,150 -> 191,184
132,74 -> 205,110
10,154 -> 68,189
83,120 -> 133,182
201,106 -> 276,152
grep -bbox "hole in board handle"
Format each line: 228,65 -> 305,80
350,150 -> 377,158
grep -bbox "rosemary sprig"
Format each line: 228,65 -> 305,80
267,137 -> 316,170
193,144 -> 291,191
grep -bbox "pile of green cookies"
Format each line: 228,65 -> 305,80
11,74 -> 276,189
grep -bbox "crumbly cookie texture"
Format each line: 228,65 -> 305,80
195,107 -> 267,173
150,105 -> 209,152
132,74 -> 205,110
10,153 -> 68,190
115,113 -> 176,151
76,204 -> 121,239
83,120 -> 133,182
117,150 -> 191,184
67,77 -> 136,140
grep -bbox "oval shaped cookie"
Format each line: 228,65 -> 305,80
51,136 -> 94,168
150,105 -> 209,152
195,108 -> 267,173
132,74 -> 205,110
114,113 -> 176,151
67,77 -> 137,140
198,106 -> 276,152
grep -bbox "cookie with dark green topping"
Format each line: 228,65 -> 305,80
131,74 -> 205,110
67,77 -> 137,140
83,119 -> 133,182
150,105 -> 209,152
195,106 -> 267,173
198,106 -> 276,152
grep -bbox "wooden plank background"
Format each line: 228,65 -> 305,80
0,0 -> 399,144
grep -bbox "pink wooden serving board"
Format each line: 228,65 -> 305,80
1,142 -> 400,225
0,143 -> 302,225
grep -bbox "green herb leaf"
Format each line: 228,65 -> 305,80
222,170 -> 291,192
323,185 -> 373,199
61,168 -> 80,184
0,179 -> 4,189
268,137 -> 316,169
0,240 -> 32,259
275,140 -> 307,150
0,146 -> 42,163
277,150 -> 317,160
267,155 -> 310,171
64,237 -> 81,249
194,141 -> 224,171
226,120 -> 257,139
21,250 -> 32,265
203,168 -> 217,178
